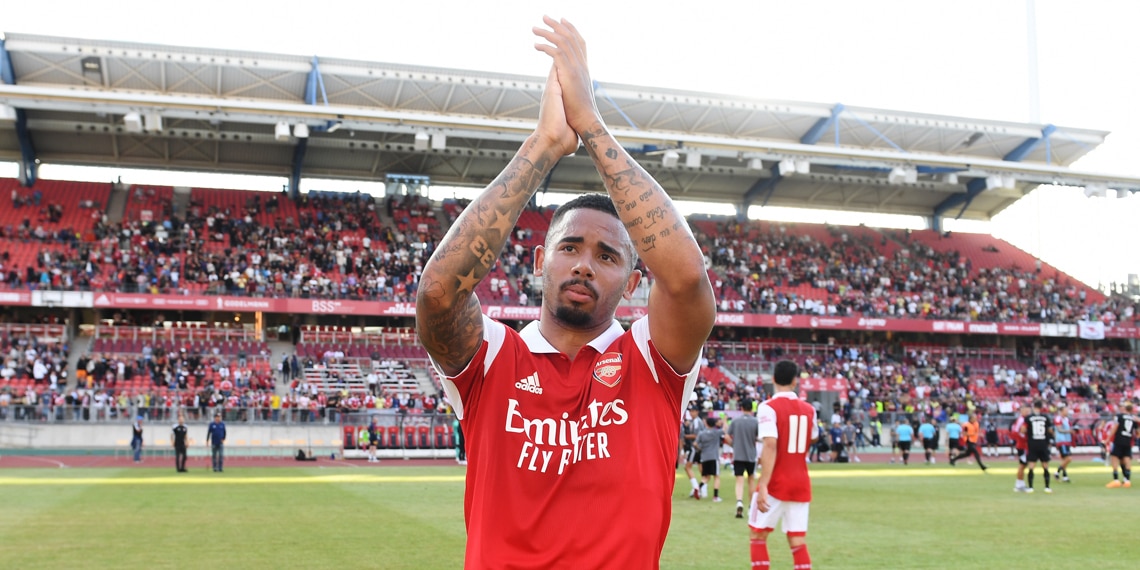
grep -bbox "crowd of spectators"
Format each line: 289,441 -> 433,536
698,219 -> 1139,325
0,189 -> 441,303
0,334 -> 285,422
1,186 -> 1135,325
75,344 -> 275,393
1,385 -> 288,423
285,345 -> 444,422
693,338 -> 1139,437
0,335 -> 68,390
3,187 -> 101,243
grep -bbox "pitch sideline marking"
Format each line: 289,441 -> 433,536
0,465 -> 1114,486
0,474 -> 466,486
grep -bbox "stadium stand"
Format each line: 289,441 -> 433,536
0,178 -> 1133,327
693,215 -> 1138,324
0,179 -> 1134,437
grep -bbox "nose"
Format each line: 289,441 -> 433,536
571,256 -> 595,279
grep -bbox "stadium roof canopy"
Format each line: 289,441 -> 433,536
2,32 -> 1139,228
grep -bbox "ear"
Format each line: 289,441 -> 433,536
533,245 -> 545,276
622,269 -> 642,300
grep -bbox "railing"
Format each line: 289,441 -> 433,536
299,325 -> 417,345
0,403 -> 445,428
89,324 -> 260,342
716,360 -> 772,379
0,323 -> 68,343
709,340 -> 1022,361
0,405 -> 461,459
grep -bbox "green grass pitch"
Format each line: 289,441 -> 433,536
0,461 -> 1132,569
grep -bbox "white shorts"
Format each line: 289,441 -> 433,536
748,493 -> 810,536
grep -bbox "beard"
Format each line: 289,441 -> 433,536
551,278 -> 600,327
554,304 -> 593,327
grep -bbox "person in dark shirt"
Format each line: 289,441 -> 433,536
130,416 -> 144,463
206,412 -> 227,473
1106,402 -> 1136,489
172,413 -> 189,473
1022,401 -> 1054,493
695,416 -> 728,501
829,423 -> 844,463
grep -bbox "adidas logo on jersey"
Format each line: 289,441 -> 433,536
515,372 -> 543,395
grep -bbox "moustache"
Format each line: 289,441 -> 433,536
560,279 -> 597,298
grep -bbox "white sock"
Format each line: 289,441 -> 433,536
690,477 -> 699,491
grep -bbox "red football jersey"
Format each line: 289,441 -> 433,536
1010,416 -> 1027,451
756,391 -> 816,503
434,316 -> 699,570
1097,421 -> 1116,445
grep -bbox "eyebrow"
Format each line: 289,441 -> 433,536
557,236 -> 625,260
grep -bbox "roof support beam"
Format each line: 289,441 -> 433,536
800,103 -> 844,145
931,177 -> 986,232
290,138 -> 307,198
1,38 -> 37,186
740,162 -> 785,215
14,110 -> 37,186
0,38 -> 14,85
305,56 -> 328,106
289,56 -> 329,198
1003,124 -> 1056,162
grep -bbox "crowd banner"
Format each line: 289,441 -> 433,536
1078,320 -> 1106,340
4,290 -> 1139,338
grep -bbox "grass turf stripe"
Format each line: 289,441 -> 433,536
0,465 -> 1112,485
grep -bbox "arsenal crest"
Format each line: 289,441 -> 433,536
593,352 -> 623,388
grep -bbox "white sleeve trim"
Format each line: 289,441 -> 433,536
631,317 -> 702,417
756,403 -> 778,440
429,315 -> 505,421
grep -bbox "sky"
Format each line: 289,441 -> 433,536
3,0 -> 1139,290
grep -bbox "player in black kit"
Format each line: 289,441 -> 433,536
1021,401 -> 1054,494
1105,402 -> 1135,489
172,413 -> 189,473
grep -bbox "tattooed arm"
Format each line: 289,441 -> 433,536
416,68 -> 578,376
535,17 -> 715,371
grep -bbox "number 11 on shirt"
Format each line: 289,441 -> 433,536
788,414 -> 810,454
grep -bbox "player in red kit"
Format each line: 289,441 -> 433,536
749,360 -> 818,570
415,17 -> 715,570
1010,405 -> 1030,493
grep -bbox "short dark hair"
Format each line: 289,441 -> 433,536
738,398 -> 753,411
1033,399 -> 1044,409
705,416 -> 718,428
549,193 -> 619,227
773,360 -> 799,386
548,193 -> 638,270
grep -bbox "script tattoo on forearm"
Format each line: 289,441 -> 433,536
418,142 -> 557,369
580,124 -> 698,257
644,206 -> 665,229
442,151 -> 551,292
641,234 -> 658,252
